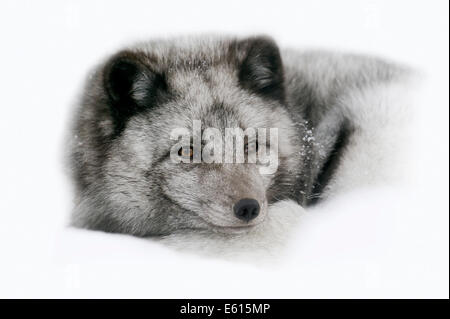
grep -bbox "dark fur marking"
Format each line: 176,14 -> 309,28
237,37 -> 285,103
103,51 -> 169,136
308,120 -> 353,205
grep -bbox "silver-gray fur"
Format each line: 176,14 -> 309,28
68,35 -> 409,236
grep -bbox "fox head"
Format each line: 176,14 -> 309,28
70,36 -> 304,235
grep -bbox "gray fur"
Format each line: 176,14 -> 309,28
68,35 -> 409,236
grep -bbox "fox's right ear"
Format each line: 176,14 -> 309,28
103,51 -> 166,121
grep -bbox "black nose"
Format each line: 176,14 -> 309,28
234,198 -> 260,222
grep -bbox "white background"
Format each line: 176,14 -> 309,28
0,0 -> 448,298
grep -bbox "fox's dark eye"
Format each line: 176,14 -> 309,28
178,146 -> 194,158
244,141 -> 258,153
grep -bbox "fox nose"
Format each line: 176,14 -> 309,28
234,198 -> 260,222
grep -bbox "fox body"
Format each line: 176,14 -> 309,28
69,35 -> 409,236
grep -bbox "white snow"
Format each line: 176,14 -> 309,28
0,0 -> 448,298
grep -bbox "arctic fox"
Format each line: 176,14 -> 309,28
68,35 -> 414,238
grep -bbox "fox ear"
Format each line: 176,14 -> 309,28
238,36 -> 285,102
103,51 -> 166,121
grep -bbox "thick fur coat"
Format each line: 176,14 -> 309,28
68,35 -> 415,242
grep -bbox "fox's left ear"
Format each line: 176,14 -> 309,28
237,36 -> 285,102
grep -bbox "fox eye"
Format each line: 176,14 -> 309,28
178,146 -> 194,158
244,141 -> 258,153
